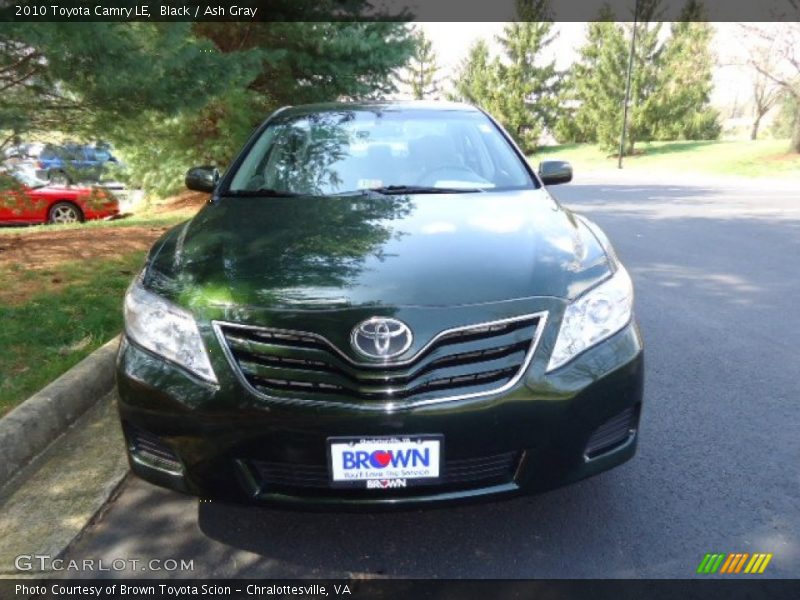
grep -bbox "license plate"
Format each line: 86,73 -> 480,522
327,435 -> 443,489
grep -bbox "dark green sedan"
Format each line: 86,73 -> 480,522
117,101 -> 643,507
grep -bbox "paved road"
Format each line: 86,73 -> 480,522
64,173 -> 800,578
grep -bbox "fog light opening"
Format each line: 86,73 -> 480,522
126,424 -> 184,475
584,405 -> 639,460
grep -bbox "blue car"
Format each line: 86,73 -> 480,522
36,143 -> 118,184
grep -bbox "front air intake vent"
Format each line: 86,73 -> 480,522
251,451 -> 521,492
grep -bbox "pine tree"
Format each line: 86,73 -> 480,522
1,19 -> 416,195
396,29 -> 441,100
648,1 -> 720,140
493,20 -> 561,153
449,39 -> 497,109
450,1 -> 562,153
484,0 -> 561,153
205,22 -> 416,105
556,0 -> 722,152
575,21 -> 630,153
555,4 -> 618,143
622,0 -> 666,155
0,23 -> 257,149
582,1 -> 664,155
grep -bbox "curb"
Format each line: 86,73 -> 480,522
0,392 -> 130,579
0,335 -> 120,488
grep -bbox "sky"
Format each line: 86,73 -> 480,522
417,22 -> 755,112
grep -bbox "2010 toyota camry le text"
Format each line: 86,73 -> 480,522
117,101 -> 644,508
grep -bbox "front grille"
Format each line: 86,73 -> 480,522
128,426 -> 183,473
251,451 -> 520,492
584,406 -> 638,459
215,314 -> 543,407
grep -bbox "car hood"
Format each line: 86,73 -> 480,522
144,189 -> 611,311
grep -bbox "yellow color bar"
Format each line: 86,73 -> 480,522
744,554 -> 760,573
749,554 -> 766,573
758,554 -> 773,573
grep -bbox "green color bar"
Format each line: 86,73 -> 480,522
709,554 -> 725,573
697,554 -> 712,574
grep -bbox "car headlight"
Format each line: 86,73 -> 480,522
547,265 -> 634,372
123,276 -> 217,383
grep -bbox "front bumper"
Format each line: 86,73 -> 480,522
116,318 -> 644,509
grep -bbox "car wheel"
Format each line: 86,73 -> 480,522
49,170 -> 71,185
48,202 -> 83,224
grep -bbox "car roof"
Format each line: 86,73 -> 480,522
274,100 -> 482,120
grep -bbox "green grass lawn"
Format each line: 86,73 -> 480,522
534,139 -> 800,179
0,252 -> 148,416
0,194 -> 199,415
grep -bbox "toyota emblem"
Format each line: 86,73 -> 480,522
351,317 -> 413,360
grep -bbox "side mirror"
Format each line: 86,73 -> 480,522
185,166 -> 219,193
538,160 -> 573,186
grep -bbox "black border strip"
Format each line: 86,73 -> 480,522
2,579 -> 800,600
2,0 -> 799,22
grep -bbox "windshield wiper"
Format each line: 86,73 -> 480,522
368,185 -> 484,195
222,188 -> 302,197
225,185 -> 485,198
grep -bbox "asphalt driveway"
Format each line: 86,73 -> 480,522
63,172 -> 800,578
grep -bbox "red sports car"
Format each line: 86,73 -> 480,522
0,167 -> 119,224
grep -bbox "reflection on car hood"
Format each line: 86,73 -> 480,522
144,189 -> 612,310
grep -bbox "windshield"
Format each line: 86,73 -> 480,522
10,166 -> 49,188
226,108 -> 536,196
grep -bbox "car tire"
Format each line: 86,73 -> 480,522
48,202 -> 84,224
49,170 -> 71,185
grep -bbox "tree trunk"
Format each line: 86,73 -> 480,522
751,114 -> 762,140
792,109 -> 800,153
